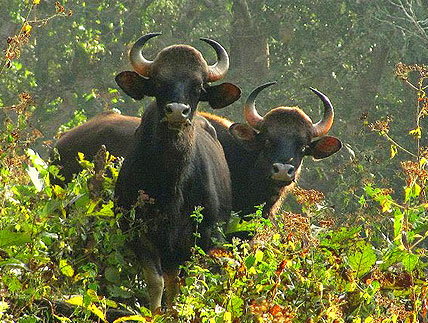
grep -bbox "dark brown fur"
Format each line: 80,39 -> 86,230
113,36 -> 240,311
52,104 -> 340,218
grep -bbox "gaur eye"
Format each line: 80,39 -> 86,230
301,145 -> 308,153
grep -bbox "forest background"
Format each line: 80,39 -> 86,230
1,0 -> 428,322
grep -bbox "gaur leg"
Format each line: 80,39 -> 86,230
142,257 -> 164,312
163,268 -> 180,308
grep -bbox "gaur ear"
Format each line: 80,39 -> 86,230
201,83 -> 241,109
229,123 -> 257,141
307,136 -> 342,159
230,123 -> 263,151
115,71 -> 155,100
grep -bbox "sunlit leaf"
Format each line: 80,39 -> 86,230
60,259 -> 75,277
65,295 -> 83,306
347,241 -> 376,277
113,315 -> 149,323
53,315 -> 71,322
390,144 -> 398,159
393,209 -> 404,243
364,316 -> 374,323
255,249 -> 264,263
409,127 -> 421,139
87,303 -> 107,323
405,182 -> 421,202
223,311 -> 232,323
66,295 -> 107,322
91,200 -> 114,217
228,295 -> 243,317
402,252 -> 418,272
0,230 -> 31,248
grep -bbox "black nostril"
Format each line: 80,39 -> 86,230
272,164 -> 279,173
288,167 -> 294,175
182,107 -> 191,117
165,105 -> 173,114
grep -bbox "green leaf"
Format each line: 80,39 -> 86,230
393,209 -> 404,243
358,195 -> 366,206
2,274 -> 23,292
104,266 -> 120,284
228,295 -> 244,317
320,226 -> 361,251
380,249 -> 405,270
402,253 -> 418,272
405,183 -> 421,202
347,241 -> 376,277
245,255 -> 256,268
92,200 -> 114,217
0,230 -> 31,248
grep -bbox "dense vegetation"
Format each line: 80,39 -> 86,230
1,0 -> 427,321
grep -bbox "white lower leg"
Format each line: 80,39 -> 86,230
143,264 -> 164,312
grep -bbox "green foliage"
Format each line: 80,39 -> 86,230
2,107 -> 426,321
1,0 -> 428,322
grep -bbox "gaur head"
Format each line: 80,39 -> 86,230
229,82 -> 342,185
115,33 -> 241,130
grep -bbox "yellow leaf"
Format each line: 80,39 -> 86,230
88,303 -> 107,323
390,144 -> 398,159
33,0 -> 40,4
113,315 -> 149,323
53,314 -> 72,322
223,311 -> 232,323
65,296 -> 107,323
364,316 -> 374,323
248,267 -> 257,275
23,24 -> 32,33
381,200 -> 391,212
0,300 -> 9,312
53,184 -> 66,198
86,288 -> 99,300
59,259 -> 74,277
409,127 -> 421,139
65,295 -> 84,306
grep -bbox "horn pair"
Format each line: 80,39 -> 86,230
129,32 -> 229,82
244,83 -> 334,137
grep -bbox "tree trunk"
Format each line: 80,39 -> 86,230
229,0 -> 269,83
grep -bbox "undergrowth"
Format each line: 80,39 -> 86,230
0,64 -> 427,323
0,3 -> 427,320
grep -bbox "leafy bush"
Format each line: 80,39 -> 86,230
1,1 -> 427,322
1,77 -> 427,321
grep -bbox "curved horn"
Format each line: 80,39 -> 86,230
200,38 -> 229,82
129,32 -> 161,77
310,87 -> 334,137
244,81 -> 277,129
